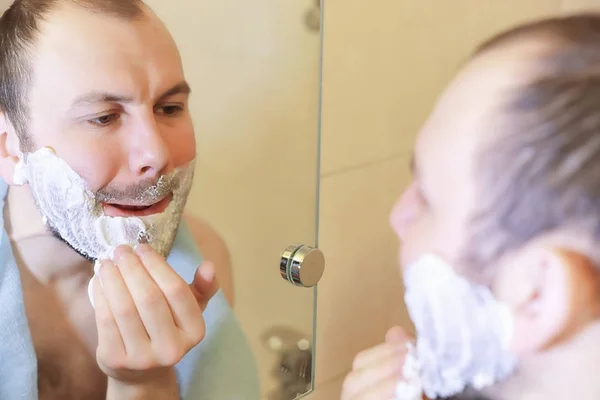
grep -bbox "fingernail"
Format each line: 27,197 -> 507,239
87,276 -> 95,309
199,262 -> 215,282
95,259 -> 113,287
135,243 -> 152,255
114,245 -> 133,262
98,261 -> 110,288
94,260 -> 102,275
107,247 -> 117,261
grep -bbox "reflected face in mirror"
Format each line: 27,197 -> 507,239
386,44 -> 530,398
6,2 -> 196,202
388,25 -> 600,399
388,47 -> 530,274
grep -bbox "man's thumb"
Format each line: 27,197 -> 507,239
190,261 -> 218,303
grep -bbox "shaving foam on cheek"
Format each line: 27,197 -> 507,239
13,147 -> 148,259
398,254 -> 517,399
395,343 -> 423,400
13,147 -> 195,307
94,216 -> 146,257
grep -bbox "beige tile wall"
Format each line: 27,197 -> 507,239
310,1 -> 599,398
562,0 -> 600,12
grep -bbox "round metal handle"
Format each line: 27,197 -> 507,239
280,244 -> 325,288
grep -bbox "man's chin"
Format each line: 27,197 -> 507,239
49,227 -> 96,262
48,224 -> 179,262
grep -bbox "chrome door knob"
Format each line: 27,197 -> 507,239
280,245 -> 325,287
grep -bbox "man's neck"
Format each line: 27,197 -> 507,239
4,184 -> 92,284
484,322 -> 600,400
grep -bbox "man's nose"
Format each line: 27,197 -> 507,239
128,116 -> 169,178
389,185 -> 417,241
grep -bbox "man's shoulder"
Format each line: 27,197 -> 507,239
183,289 -> 260,400
183,213 -> 234,307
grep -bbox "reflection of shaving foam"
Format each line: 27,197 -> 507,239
395,342 -> 423,400
402,254 -> 517,399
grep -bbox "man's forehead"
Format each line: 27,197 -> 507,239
29,3 -> 184,107
34,4 -> 168,60
415,47 -> 543,181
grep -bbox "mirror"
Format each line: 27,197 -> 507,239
147,1 -> 323,398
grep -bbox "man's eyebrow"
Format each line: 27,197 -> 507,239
69,81 -> 192,108
156,81 -> 191,102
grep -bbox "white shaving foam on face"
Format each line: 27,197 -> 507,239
14,147 -> 195,309
13,147 -> 195,260
401,254 -> 517,399
395,343 -> 423,400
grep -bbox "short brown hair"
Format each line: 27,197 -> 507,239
0,0 -> 146,150
461,14 -> 600,268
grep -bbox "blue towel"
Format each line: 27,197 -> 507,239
0,179 -> 260,399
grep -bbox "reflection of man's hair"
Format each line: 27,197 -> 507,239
0,0 -> 146,152
458,14 -> 600,270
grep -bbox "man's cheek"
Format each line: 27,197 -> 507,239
400,239 -> 428,272
43,149 -> 117,193
399,224 -> 436,270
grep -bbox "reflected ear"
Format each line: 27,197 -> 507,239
0,112 -> 23,185
497,247 -> 600,355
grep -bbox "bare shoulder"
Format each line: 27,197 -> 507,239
184,212 -> 235,308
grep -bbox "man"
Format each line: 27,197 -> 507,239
343,13 -> 600,400
0,0 -> 259,399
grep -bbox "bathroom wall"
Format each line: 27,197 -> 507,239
308,1 -> 598,398
562,0 -> 600,12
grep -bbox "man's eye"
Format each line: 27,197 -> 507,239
156,104 -> 184,116
88,113 -> 119,127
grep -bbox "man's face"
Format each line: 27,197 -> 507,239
386,39 -> 600,398
27,4 -> 195,214
11,4 -> 196,258
389,44 -> 542,277
388,44 -> 551,397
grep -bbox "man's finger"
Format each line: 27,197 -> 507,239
93,274 -> 126,363
353,377 -> 398,400
385,326 -> 411,345
352,342 -> 401,371
99,259 -> 151,358
134,244 -> 205,343
344,350 -> 405,398
189,261 -> 219,309
114,246 -> 179,352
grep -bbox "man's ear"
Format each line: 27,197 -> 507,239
0,112 -> 23,185
495,247 -> 600,356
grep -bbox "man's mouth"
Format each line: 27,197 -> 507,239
102,194 -> 173,217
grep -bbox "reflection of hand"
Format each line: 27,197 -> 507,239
342,326 -> 417,400
90,244 -> 218,394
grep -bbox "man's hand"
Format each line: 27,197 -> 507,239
342,326 -> 418,400
90,244 -> 218,390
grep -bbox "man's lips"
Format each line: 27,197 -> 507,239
102,194 -> 173,217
